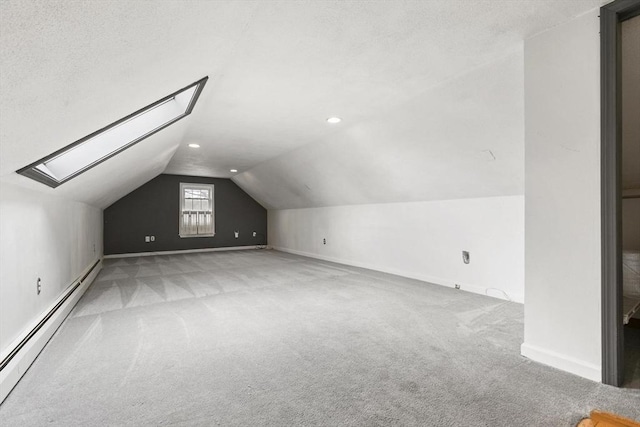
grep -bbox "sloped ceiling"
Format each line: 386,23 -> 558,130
0,0 -> 605,209
235,51 -> 524,209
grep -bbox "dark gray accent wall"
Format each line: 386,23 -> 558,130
104,174 -> 266,255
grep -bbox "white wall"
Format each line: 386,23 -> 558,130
269,195 -> 524,303
522,9 -> 602,381
0,181 -> 103,354
245,46 -> 526,308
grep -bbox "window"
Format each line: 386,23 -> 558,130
17,77 -> 208,188
179,183 -> 214,237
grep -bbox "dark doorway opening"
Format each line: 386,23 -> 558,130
600,0 -> 640,387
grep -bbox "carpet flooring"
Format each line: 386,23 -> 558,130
1,249 -> 639,426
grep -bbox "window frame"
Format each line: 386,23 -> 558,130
17,76 -> 208,188
179,182 -> 215,238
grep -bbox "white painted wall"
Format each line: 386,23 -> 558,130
269,195 -> 524,303
0,181 -> 103,354
261,48 -> 526,304
522,9 -> 602,382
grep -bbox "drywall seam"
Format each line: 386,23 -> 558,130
525,5 -> 601,41
0,258 -> 102,403
273,246 -> 524,304
103,245 -> 267,259
520,343 -> 601,382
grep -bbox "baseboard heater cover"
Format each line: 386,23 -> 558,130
0,259 -> 101,402
0,259 -> 100,372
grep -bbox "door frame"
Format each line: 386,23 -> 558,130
600,0 -> 640,387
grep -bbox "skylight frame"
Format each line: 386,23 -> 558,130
17,76 -> 208,188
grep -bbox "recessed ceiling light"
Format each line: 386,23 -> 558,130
188,143 -> 200,148
326,117 -> 341,124
230,169 -> 238,173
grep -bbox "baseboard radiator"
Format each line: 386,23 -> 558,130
0,259 -> 102,403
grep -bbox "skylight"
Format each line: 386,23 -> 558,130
17,77 -> 208,188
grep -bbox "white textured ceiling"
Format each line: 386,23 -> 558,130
0,0 -> 605,208
235,51 -> 525,209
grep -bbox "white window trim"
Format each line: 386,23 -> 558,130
179,182 -> 215,238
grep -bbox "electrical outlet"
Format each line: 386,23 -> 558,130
462,251 -> 470,264
37,277 -> 41,295
323,238 -> 326,245
455,284 -> 460,290
145,236 -> 150,242
150,236 -> 155,242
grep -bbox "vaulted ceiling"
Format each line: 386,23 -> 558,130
0,0 -> 606,209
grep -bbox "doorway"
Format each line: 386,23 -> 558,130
601,0 -> 640,387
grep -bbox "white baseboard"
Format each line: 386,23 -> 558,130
0,259 -> 103,403
520,342 -> 601,382
104,245 -> 268,259
272,246 -> 523,304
